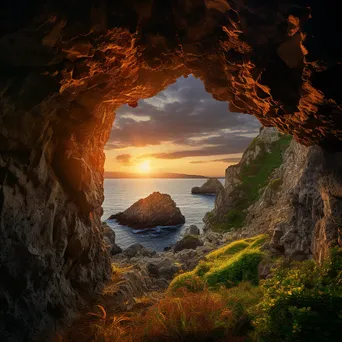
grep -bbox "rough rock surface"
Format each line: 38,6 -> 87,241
0,1 -> 341,339
204,127 -> 286,227
206,128 -> 342,262
191,178 -> 224,195
184,225 -> 200,236
109,192 -> 185,229
123,243 -> 156,259
246,140 -> 342,262
173,235 -> 204,253
102,223 -> 122,255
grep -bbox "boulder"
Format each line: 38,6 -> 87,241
184,225 -> 200,236
123,243 -> 155,258
203,231 -> 222,245
102,223 -> 122,255
109,192 -> 185,229
173,235 -> 204,253
147,258 -> 180,280
191,178 -> 223,195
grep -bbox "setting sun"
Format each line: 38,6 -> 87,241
137,160 -> 151,173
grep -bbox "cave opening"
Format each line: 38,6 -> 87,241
102,74 -> 260,252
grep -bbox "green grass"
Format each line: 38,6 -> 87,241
210,134 -> 292,232
169,235 -> 268,292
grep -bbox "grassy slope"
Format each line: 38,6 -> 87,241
211,134 -> 292,232
169,235 -> 268,292
67,237 -> 342,342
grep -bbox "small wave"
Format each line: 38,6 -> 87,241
131,224 -> 183,234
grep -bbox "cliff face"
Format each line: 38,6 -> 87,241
205,128 -> 342,262
204,128 -> 292,231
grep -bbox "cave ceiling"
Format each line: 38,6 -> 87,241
0,0 -> 341,149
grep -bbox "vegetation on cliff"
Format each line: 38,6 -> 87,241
208,134 -> 292,232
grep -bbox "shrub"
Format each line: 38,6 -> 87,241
170,235 -> 267,291
205,249 -> 264,288
130,289 -> 252,342
221,282 -> 264,319
168,273 -> 206,294
255,248 -> 342,341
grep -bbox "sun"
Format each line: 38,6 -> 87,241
137,160 -> 151,173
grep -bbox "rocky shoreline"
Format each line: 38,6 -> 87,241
102,222 -> 249,311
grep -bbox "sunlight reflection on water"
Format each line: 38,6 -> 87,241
102,178 -> 224,251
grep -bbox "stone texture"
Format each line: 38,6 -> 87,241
245,141 -> 342,262
173,235 -> 204,253
102,223 -> 122,255
204,127 -> 284,226
0,1 -> 341,340
191,178 -> 223,195
185,225 -> 200,236
206,128 -> 342,262
123,243 -> 156,259
110,192 -> 185,229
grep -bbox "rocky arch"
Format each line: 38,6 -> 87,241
0,0 -> 341,340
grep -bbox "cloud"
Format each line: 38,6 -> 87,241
140,137 -> 250,159
190,157 -> 241,164
106,76 -> 260,155
116,154 -> 133,165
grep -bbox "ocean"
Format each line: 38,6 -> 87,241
102,178 -> 224,252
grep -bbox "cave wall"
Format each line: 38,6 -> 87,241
0,0 -> 341,340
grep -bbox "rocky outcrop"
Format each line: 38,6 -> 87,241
245,140 -> 342,262
191,178 -> 223,195
123,243 -> 156,259
0,1 -> 342,339
173,235 -> 204,253
185,225 -> 200,236
109,192 -> 185,229
205,127 -> 342,262
102,223 -> 122,255
204,127 -> 291,231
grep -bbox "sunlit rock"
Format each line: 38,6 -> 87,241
109,192 -> 185,229
191,178 -> 224,195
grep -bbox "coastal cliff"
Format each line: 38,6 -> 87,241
205,127 -> 342,261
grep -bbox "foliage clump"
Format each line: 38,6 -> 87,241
130,289 -> 252,342
255,247 -> 342,341
169,235 -> 267,291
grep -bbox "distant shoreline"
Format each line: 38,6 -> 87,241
104,177 -> 225,179
104,171 -> 224,179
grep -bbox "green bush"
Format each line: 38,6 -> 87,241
170,235 -> 267,292
168,273 -> 205,294
255,248 -> 342,341
205,250 -> 264,288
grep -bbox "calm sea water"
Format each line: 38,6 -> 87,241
102,179 -> 224,252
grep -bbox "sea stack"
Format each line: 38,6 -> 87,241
108,192 -> 185,229
191,178 -> 223,195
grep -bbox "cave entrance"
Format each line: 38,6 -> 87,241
102,75 -> 260,251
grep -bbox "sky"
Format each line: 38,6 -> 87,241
104,75 -> 261,177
